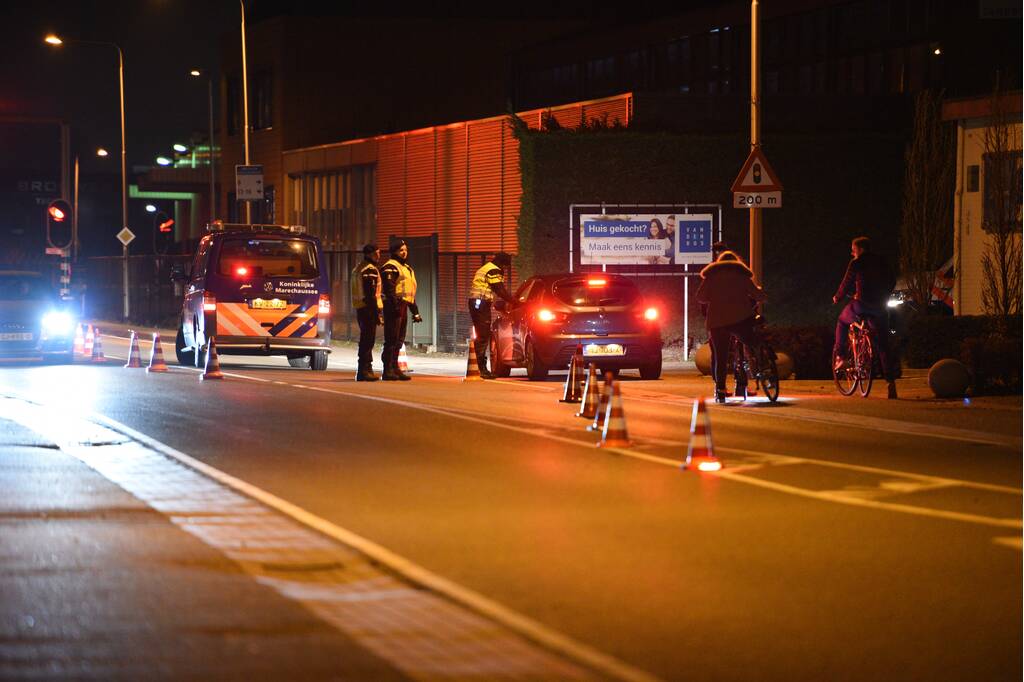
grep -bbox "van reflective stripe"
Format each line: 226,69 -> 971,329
290,317 -> 319,338
214,311 -> 249,337
276,305 -> 318,338
268,301 -> 314,336
218,303 -> 270,336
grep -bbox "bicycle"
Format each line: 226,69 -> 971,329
732,315 -> 781,403
833,316 -> 876,397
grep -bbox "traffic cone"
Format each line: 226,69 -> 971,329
683,397 -> 722,472
72,324 -> 85,359
146,332 -> 169,373
83,325 -> 95,358
575,363 -> 600,418
586,373 -> 611,432
597,376 -> 630,448
464,328 -> 482,382
90,328 -> 105,363
398,344 -> 410,373
200,337 -> 224,381
559,343 -> 584,403
124,330 -> 143,368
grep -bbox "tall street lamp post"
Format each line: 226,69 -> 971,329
46,34 -> 131,319
190,69 -> 217,224
240,0 -> 251,223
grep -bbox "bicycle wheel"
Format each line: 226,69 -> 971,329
833,349 -> 858,396
759,345 -> 780,402
857,333 -> 874,398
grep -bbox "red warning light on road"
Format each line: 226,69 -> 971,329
48,205 -> 66,221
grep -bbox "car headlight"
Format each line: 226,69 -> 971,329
41,311 -> 73,335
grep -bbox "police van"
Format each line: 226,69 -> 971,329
171,223 -> 332,370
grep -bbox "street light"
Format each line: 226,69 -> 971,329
145,204 -> 157,213
240,0 -> 251,223
189,68 -> 217,223
46,33 -> 131,320
96,147 -> 109,157
155,156 -> 172,166
172,143 -> 188,153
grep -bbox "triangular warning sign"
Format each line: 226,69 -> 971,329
731,147 -> 783,192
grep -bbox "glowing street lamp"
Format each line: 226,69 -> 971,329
96,147 -> 109,157
155,156 -> 172,166
145,204 -> 157,213
44,34 -> 62,45
172,143 -> 188,153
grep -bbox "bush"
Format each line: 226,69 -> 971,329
762,325 -> 834,379
960,333 -> 1023,394
904,313 -> 1021,368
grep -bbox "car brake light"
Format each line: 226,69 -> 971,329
644,307 -> 659,321
203,294 -> 216,312
587,278 -> 607,287
318,293 -> 331,316
537,309 -> 557,322
235,266 -> 249,276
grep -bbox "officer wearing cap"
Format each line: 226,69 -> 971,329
350,243 -> 383,381
468,252 -> 514,379
380,237 -> 421,381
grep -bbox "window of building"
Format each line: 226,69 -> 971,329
967,165 -> 980,192
983,151 -> 1023,233
290,165 -> 377,250
226,76 -> 241,136
253,71 -> 273,130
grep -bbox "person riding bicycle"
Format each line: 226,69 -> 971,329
696,251 -> 767,404
831,236 -> 898,399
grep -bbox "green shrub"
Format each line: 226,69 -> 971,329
960,333 -> 1023,395
762,325 -> 834,379
904,313 -> 1021,368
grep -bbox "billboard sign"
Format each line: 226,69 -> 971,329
580,213 -> 713,266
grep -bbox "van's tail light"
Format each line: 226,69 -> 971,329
643,307 -> 659,321
202,293 -> 217,312
318,293 -> 331,316
587,278 -> 607,287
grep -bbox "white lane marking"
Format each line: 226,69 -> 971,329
0,395 -> 658,682
993,537 -> 1023,551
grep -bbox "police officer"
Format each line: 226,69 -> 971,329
380,237 -> 421,381
351,243 -> 383,382
468,252 -> 514,379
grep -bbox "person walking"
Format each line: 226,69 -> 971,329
350,243 -> 383,381
696,251 -> 767,403
380,237 -> 421,381
468,252 -> 514,379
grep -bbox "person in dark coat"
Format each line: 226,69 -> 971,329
832,236 -> 898,398
696,251 -> 767,403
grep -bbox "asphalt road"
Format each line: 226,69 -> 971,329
1,334 -> 1020,682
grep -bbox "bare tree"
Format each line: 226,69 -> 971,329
899,90 -> 955,311
980,86 -> 1023,317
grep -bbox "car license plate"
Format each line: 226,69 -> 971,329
584,343 -> 624,356
250,298 -> 287,310
0,333 -> 33,341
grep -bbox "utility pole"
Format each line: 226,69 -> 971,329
749,0 -> 763,285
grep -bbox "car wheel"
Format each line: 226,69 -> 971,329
525,338 -> 547,380
310,350 -> 329,371
175,327 -> 195,366
490,336 -> 511,378
288,353 -> 311,369
639,353 -> 663,380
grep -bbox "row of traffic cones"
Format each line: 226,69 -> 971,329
121,329 -> 222,380
72,324 -> 106,363
556,342 -> 720,469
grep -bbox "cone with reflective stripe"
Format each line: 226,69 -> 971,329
464,328 -> 482,382
90,327 -> 105,362
72,324 -> 85,358
597,376 -> 630,448
83,325 -> 95,357
586,373 -> 611,432
124,330 -> 143,368
398,343 -> 410,373
683,397 -> 721,472
559,343 -> 584,403
200,337 -> 224,381
146,332 -> 169,373
575,363 -> 600,418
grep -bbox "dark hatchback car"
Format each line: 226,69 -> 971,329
490,272 -> 663,380
0,270 -> 77,362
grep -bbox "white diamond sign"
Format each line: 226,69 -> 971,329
116,227 -> 135,246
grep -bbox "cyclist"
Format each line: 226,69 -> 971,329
831,236 -> 898,399
696,251 -> 767,403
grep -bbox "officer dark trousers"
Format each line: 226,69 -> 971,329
356,306 -> 378,372
468,298 -> 491,368
382,299 -> 408,376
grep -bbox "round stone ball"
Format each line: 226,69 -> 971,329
774,351 -> 794,380
928,358 -> 971,398
694,343 -> 712,375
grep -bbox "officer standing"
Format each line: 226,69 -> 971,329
350,243 -> 383,382
468,252 -> 514,379
380,237 -> 421,381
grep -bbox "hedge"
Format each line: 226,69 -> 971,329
904,313 -> 1021,368
762,325 -> 835,380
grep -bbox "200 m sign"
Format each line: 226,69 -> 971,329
734,191 -> 782,208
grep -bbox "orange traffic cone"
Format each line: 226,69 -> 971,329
398,344 -> 410,373
90,328 -> 105,363
576,363 -> 600,418
200,337 -> 224,380
597,376 -> 630,448
464,329 -> 482,382
586,373 -> 611,432
83,325 -> 95,358
146,332 -> 169,373
124,330 -> 143,368
72,324 -> 85,358
559,343 -> 584,403
683,397 -> 722,472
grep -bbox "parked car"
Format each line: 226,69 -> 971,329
490,272 -> 663,380
0,270 -> 77,362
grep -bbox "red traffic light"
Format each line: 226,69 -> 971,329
48,204 -> 67,221
158,218 -> 175,233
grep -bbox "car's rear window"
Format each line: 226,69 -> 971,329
0,275 -> 49,301
216,238 -> 319,277
551,277 -> 639,306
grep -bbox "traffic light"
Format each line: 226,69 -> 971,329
153,211 -> 175,254
46,199 -> 73,250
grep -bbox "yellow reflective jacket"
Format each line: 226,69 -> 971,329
469,262 -> 504,301
381,258 -> 417,304
350,260 -> 383,310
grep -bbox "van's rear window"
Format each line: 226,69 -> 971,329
552,278 -> 639,306
217,239 -> 318,277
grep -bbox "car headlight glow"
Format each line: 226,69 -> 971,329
41,311 -> 73,335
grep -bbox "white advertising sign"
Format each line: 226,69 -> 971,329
580,213 -> 713,266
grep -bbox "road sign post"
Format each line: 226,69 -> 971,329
235,164 -> 264,207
